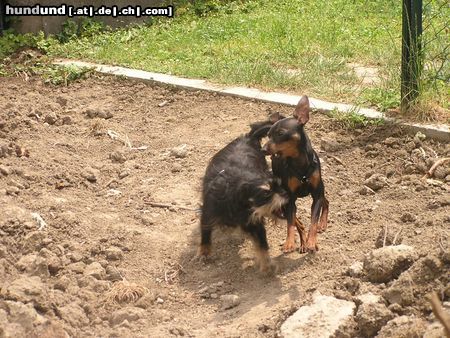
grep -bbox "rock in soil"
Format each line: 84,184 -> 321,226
346,261 -> 364,277
280,293 -> 356,338
109,307 -> 146,326
376,315 -> 427,338
170,144 -> 188,158
382,254 -> 445,307
364,174 -> 388,191
220,294 -> 240,310
105,246 -> 123,261
84,108 -> 113,119
109,151 -> 126,163
84,262 -> 106,280
363,245 -> 418,283
355,302 -> 394,337
2,276 -> 47,304
58,302 -> 89,328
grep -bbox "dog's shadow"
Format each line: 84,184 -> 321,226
177,221 -> 308,320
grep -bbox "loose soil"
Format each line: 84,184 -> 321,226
0,73 -> 449,338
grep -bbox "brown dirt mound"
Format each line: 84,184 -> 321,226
0,74 -> 449,337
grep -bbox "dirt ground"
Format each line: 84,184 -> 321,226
0,73 -> 449,338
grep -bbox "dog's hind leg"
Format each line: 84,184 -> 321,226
197,204 -> 215,258
245,222 -> 277,274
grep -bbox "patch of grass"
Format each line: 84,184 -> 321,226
328,108 -> 385,129
43,0 -> 403,103
2,49 -> 93,85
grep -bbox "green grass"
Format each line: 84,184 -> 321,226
1,0 -> 448,118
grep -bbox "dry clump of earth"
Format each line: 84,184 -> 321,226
0,69 -> 449,337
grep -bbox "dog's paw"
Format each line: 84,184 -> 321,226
282,241 -> 297,254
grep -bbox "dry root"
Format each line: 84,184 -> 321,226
105,281 -> 149,305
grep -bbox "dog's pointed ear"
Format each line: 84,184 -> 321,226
293,95 -> 310,125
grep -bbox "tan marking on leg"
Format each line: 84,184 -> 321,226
318,197 -> 329,233
198,244 -> 211,257
283,223 -> 297,253
295,217 -> 307,253
305,222 -> 319,253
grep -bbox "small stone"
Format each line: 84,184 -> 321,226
383,137 -> 398,147
320,138 -> 340,152
346,261 -> 364,277
6,186 -> 20,195
84,262 -> 106,280
400,212 -> 416,223
110,151 -> 126,163
363,245 -> 418,283
67,262 -> 86,274
0,164 -> 11,175
105,246 -> 123,261
82,168 -> 99,183
376,316 -> 427,338
355,302 -> 394,337
210,293 -> 218,299
105,265 -> 123,281
54,276 -> 71,291
170,144 -> 188,158
171,163 -> 183,173
135,292 -> 156,309
109,307 -> 146,326
58,302 -> 89,327
56,95 -> 68,106
44,112 -> 58,125
220,294 -> 240,310
156,297 -> 164,304
364,174 -> 388,191
84,108 -> 113,119
61,116 -> 72,125
118,170 -> 129,179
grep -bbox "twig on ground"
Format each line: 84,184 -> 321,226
430,292 -> 450,337
422,157 -> 450,179
422,145 -> 438,158
329,155 -> 344,165
393,228 -> 403,245
143,200 -> 199,211
383,225 -> 388,247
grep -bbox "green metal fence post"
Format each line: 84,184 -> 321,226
401,0 -> 423,113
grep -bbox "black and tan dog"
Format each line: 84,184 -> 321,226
198,113 -> 288,273
263,96 -> 329,253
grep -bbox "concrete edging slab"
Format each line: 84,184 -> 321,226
54,59 -> 449,142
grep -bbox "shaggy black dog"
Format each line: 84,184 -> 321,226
198,113 -> 287,273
